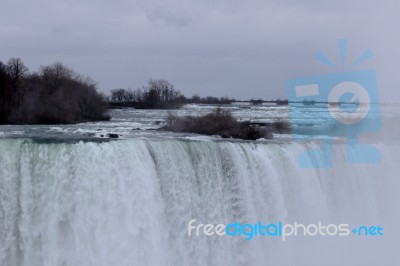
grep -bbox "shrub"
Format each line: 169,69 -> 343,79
266,119 -> 291,134
162,108 -> 272,140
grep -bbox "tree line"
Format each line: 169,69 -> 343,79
109,85 -> 288,108
109,81 -> 236,109
0,58 -> 109,124
0,57 -> 288,125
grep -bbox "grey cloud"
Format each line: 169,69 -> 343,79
0,0 -> 399,101
146,8 -> 193,27
50,27 -> 68,35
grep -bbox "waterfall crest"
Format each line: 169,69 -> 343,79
0,139 -> 398,266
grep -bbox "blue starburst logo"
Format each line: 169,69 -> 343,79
286,39 -> 382,168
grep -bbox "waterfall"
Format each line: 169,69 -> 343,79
0,138 -> 399,266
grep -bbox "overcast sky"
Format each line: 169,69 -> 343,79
1,0 -> 399,101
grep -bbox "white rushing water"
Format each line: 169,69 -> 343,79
0,138 -> 399,266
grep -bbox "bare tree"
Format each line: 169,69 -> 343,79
0,60 -> 6,73
147,79 -> 181,107
6,58 -> 29,88
40,62 -> 73,91
111,88 -> 128,102
125,89 -> 136,101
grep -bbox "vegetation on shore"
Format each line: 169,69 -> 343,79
0,58 -> 109,124
0,57 -> 289,138
109,85 -> 289,109
109,82 -> 235,109
110,79 -> 185,109
162,108 -> 291,140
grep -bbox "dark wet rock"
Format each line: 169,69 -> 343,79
107,133 -> 119,139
